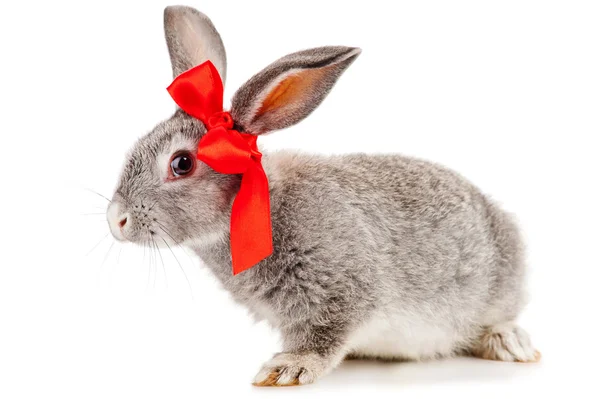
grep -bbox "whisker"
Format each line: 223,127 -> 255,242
155,222 -> 177,242
147,200 -> 159,212
152,222 -> 196,298
141,239 -> 146,270
155,222 -> 196,266
153,236 -> 168,288
84,188 -> 112,203
116,245 -> 123,264
86,233 -> 110,256
146,239 -> 152,290
158,234 -> 193,300
152,237 -> 158,289
101,240 -> 115,268
81,212 -> 106,216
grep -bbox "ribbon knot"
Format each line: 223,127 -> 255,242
167,61 -> 273,275
207,111 -> 234,130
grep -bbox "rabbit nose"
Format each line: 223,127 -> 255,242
107,202 -> 129,241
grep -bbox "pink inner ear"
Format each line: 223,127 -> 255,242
255,64 -> 335,116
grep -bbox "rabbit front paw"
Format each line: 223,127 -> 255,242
252,352 -> 330,387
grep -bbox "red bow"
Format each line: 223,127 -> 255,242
167,61 -> 273,275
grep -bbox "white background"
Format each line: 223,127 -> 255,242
1,0 -> 599,397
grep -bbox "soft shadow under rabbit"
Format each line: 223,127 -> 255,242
106,6 -> 539,387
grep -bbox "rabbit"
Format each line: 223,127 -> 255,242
106,5 -> 539,387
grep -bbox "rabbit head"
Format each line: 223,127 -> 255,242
106,6 -> 360,248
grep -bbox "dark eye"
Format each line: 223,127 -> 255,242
170,153 -> 195,177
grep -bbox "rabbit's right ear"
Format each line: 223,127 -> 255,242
164,6 -> 227,83
230,46 -> 361,135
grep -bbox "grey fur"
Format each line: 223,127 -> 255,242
108,6 -> 537,386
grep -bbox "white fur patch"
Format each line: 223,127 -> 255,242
346,309 -> 463,360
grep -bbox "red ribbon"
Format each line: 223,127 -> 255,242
167,61 -> 273,275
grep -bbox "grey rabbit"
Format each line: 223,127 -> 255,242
106,5 -> 539,386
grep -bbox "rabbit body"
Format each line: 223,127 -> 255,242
189,151 -> 527,361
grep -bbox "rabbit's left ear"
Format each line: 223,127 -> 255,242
230,46 -> 361,135
164,6 -> 227,83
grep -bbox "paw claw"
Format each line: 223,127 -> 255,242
520,350 -> 541,363
252,370 -> 284,387
253,366 -> 307,387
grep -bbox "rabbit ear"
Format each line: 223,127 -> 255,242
230,46 -> 361,135
164,6 -> 227,83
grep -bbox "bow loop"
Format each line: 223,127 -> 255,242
167,61 -> 273,275
167,61 -> 223,122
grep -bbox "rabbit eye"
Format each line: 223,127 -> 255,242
170,152 -> 195,177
